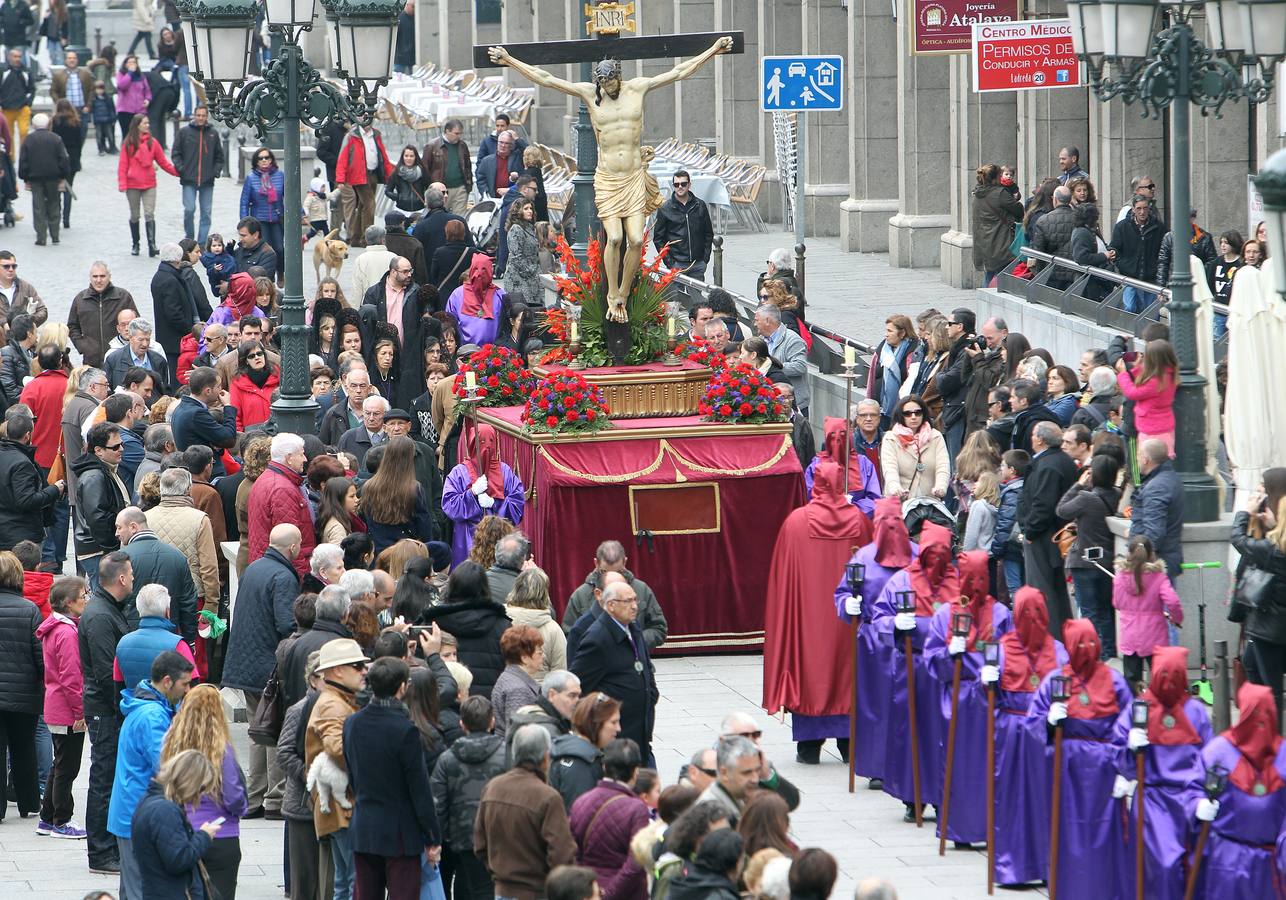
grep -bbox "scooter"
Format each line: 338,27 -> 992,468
1180,561 -> 1222,705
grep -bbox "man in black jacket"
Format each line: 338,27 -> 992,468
1110,194 -> 1165,313
17,112 -> 70,245
78,550 -> 134,874
281,584 -> 354,709
0,410 -> 63,548
233,216 -> 279,279
1007,379 -> 1062,455
1029,186 -> 1075,283
103,317 -> 169,393
360,259 -> 422,409
150,245 -> 200,387
933,307 -> 976,463
412,188 -> 469,267
71,423 -> 131,585
0,310 -> 34,407
1018,421 -> 1079,635
0,46 -> 34,157
171,105 -> 224,243
384,211 -> 428,285
652,170 -> 714,281
1129,439 -> 1185,583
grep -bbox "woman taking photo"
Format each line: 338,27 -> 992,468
227,340 -> 279,431
1044,364 -> 1081,425
362,435 -> 433,554
1116,339 -> 1178,459
51,99 -> 83,230
130,749 -> 222,900
159,683 -> 248,900
118,113 -> 177,257
880,395 -> 950,501
385,145 -> 429,214
489,624 -> 545,738
240,147 -> 287,279
549,692 -> 622,811
1056,454 -> 1122,659
504,197 -> 542,310
1231,477 -> 1286,725
315,475 -> 363,546
866,314 -> 917,428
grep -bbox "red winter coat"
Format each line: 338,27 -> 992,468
176,333 -> 200,385
18,369 -> 70,469
247,461 -> 314,578
229,369 -> 280,431
22,570 -> 52,620
118,134 -> 178,191
335,132 -> 394,186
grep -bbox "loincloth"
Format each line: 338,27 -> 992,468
594,164 -> 663,220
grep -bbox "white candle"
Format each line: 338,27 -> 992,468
464,370 -> 477,390
844,343 -> 855,367
666,317 -> 676,337
569,321 -> 579,341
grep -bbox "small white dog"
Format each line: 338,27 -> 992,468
306,751 -> 352,813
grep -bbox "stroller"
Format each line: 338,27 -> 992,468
902,496 -> 957,543
467,198 -> 503,255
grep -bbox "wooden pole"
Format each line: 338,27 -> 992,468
1183,821 -> 1211,900
848,615 -> 859,793
1049,725 -> 1065,900
905,633 -> 924,827
1135,752 -> 1146,900
938,656 -> 964,855
985,683 -> 996,895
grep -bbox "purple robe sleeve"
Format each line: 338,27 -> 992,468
220,745 -> 249,820
803,458 -> 817,497
871,571 -> 904,640
442,464 -> 484,530
495,464 -> 525,526
925,606 -> 954,682
852,455 -> 882,517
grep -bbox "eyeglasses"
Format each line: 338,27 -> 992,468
256,154 -> 272,161
673,181 -> 689,188
246,351 -> 265,359
349,662 -> 368,671
0,263 -> 16,269
903,408 -> 924,417
695,766 -> 717,777
104,443 -> 123,451
723,730 -> 763,741
608,596 -> 639,605
1139,182 -> 1155,189
395,268 -> 413,275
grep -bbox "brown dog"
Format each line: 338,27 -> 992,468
312,229 -> 349,281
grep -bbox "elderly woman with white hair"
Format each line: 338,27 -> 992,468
247,433 -> 315,578
17,111 -> 70,246
301,542 -> 345,594
1071,365 -> 1120,430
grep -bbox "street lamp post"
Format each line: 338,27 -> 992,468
179,0 -> 401,437
1067,0 -> 1285,523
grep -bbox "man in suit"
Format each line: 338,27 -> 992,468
571,581 -> 658,765
1018,420 -> 1079,635
103,318 -> 169,393
338,395 -> 388,471
564,570 -> 626,666
169,367 -> 236,478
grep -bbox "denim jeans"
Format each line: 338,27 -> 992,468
34,715 -> 51,788
1214,312 -> 1227,340
1122,285 -> 1154,314
1071,567 -> 1117,658
81,553 -> 102,590
42,490 -> 68,564
331,827 -> 355,900
176,65 -> 192,116
182,182 -> 215,243
86,714 -> 120,866
1002,557 -> 1023,595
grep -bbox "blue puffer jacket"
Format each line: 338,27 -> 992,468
990,477 -> 1024,562
113,616 -> 186,693
131,780 -> 213,900
108,681 -> 177,838
239,167 -> 286,223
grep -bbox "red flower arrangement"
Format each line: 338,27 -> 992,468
521,370 -> 613,435
451,344 -> 536,408
675,337 -> 728,372
698,362 -> 788,425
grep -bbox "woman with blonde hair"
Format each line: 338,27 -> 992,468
159,683 -> 247,900
375,537 -> 428,579
906,317 -> 950,423
129,748 -> 221,900
962,469 -> 1000,555
757,279 -> 803,336
1231,475 -> 1286,721
503,566 -> 568,682
235,436 -> 273,576
866,314 -> 917,427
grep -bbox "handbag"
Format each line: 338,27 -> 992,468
1229,565 -> 1275,623
1052,523 -> 1078,559
246,664 -> 285,746
47,433 -> 64,486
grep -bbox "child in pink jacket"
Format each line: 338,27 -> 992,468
1112,535 -> 1183,689
1116,339 -> 1178,459
34,576 -> 89,838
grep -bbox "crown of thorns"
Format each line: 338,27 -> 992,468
593,59 -> 622,82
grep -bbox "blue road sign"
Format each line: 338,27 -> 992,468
761,55 -> 844,112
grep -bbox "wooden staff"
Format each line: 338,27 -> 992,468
1183,764 -> 1228,900
938,610 -> 973,856
896,590 -> 923,828
1048,676 -> 1071,900
983,642 -> 999,896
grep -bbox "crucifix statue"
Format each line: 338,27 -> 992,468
489,36 -> 732,322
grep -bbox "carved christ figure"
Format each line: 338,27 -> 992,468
489,36 -> 733,322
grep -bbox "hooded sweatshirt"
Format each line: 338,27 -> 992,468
108,680 -> 178,839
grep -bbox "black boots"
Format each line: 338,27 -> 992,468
129,220 -> 140,255
146,220 -> 158,257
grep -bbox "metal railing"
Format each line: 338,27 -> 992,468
999,247 -> 1231,360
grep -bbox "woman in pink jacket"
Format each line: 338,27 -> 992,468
113,54 -> 150,142
34,576 -> 89,838
118,113 -> 177,257
1116,338 -> 1178,461
1112,535 -> 1183,690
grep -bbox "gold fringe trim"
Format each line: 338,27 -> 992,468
535,435 -> 792,484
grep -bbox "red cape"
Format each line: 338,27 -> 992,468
762,463 -> 870,716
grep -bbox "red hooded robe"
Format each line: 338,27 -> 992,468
763,462 -> 872,717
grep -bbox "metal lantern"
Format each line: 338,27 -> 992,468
1203,763 -> 1228,799
177,0 -> 203,85
895,590 -> 917,615
982,641 -> 1000,667
333,0 -> 402,92
1239,0 -> 1286,64
1067,0 -> 1106,59
1099,0 -> 1160,60
1131,698 -> 1150,729
1206,0 -> 1247,58
951,610 -> 973,638
1050,674 -> 1071,703
186,0 -> 257,90
264,0 -> 318,29
845,558 -> 866,594
319,0 -> 344,72
1256,147 -> 1286,298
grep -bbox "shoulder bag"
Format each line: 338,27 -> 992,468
247,663 -> 285,746
1229,565 -> 1275,624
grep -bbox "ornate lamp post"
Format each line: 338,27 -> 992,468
1067,0 -> 1284,523
180,0 -> 402,436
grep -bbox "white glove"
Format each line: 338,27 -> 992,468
980,665 -> 1000,685
844,594 -> 862,617
894,612 -> 916,632
1047,702 -> 1068,727
471,475 -> 489,495
1128,727 -> 1150,753
1195,798 -> 1220,822
948,636 -> 967,656
477,492 -> 495,510
1112,774 -> 1137,799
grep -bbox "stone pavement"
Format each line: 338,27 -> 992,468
0,655 -> 1024,900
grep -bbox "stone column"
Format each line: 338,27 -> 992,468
1190,98 -> 1250,244
838,0 -> 898,252
797,0 -> 848,236
713,0 -> 760,158
438,0 -> 474,71
888,14 -> 950,268
756,0 -> 802,164
638,0 -> 679,144
674,0 -> 719,143
1088,98 -> 1163,226
528,0 -> 568,145
414,0 -> 438,69
940,56 -> 1018,288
